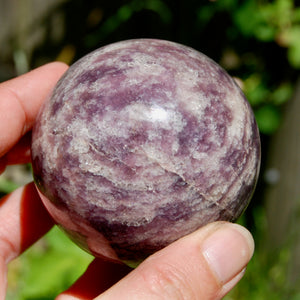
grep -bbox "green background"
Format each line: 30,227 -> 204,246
1,0 -> 300,299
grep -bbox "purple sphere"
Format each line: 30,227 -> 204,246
31,39 -> 260,265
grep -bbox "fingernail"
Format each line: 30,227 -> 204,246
202,223 -> 254,284
219,268 -> 246,298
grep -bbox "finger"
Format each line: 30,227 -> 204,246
94,222 -> 254,300
0,182 -> 54,263
56,258 -> 132,300
0,62 -> 68,157
0,183 -> 54,299
0,256 -> 7,300
0,132 -> 32,174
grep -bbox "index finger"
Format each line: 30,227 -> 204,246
0,183 -> 55,299
0,62 -> 68,157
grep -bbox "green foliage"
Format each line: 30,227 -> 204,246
29,0 -> 299,135
195,0 -> 298,134
85,0 -> 172,47
0,177 -> 19,195
234,0 -> 300,68
7,227 -> 93,300
3,0 -> 300,298
255,105 -> 281,135
243,74 -> 293,134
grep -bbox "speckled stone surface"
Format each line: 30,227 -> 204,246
31,39 -> 261,264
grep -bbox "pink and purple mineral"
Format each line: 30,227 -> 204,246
31,39 -> 261,265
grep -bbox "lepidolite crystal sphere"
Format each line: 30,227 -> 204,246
31,39 -> 260,265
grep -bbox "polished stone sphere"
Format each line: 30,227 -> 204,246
31,39 -> 260,265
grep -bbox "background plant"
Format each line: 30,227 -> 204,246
1,0 -> 300,299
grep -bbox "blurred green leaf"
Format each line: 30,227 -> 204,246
255,24 -> 276,42
144,0 -> 172,23
243,74 -> 270,107
255,105 -> 281,134
85,0 -> 171,47
288,44 -> 300,68
234,0 -> 263,38
7,227 -> 93,300
0,177 -> 19,194
291,294 -> 300,300
271,82 -> 293,105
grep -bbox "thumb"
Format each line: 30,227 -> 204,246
96,221 -> 254,300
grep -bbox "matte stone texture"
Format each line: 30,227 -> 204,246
31,39 -> 261,264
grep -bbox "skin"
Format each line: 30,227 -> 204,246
0,62 -> 254,300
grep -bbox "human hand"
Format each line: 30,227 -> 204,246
0,63 -> 254,300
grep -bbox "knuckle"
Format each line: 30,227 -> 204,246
0,234 -> 18,263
